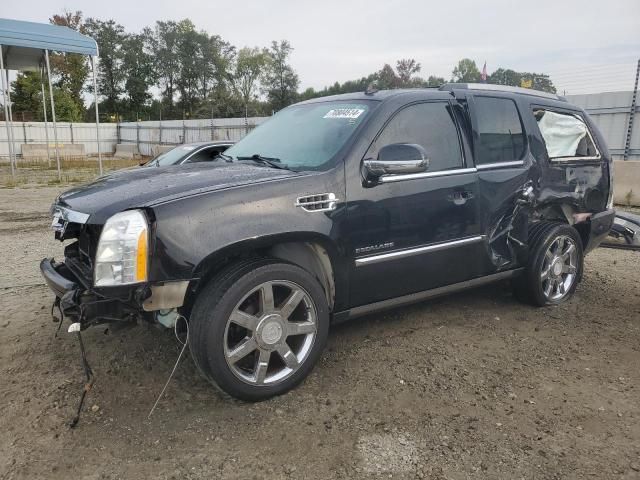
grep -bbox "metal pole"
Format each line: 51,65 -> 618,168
40,69 -> 51,166
6,68 -> 16,168
91,56 -> 102,175
45,49 -> 61,181
0,45 -> 15,177
623,58 -> 640,161
5,67 -> 17,174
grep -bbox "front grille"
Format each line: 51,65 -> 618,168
66,223 -> 102,273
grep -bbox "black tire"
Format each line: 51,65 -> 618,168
514,222 -> 584,307
189,258 -> 330,401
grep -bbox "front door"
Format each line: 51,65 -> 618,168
344,100 -> 487,307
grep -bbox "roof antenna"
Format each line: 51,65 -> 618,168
365,81 -> 379,95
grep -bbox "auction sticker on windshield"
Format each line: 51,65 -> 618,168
324,108 -> 365,119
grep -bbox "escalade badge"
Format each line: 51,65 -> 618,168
355,242 -> 394,254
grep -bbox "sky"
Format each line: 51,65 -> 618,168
3,0 -> 640,94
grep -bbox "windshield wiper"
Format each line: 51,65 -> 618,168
236,154 -> 293,171
215,153 -> 234,163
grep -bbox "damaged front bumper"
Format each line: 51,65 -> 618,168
40,258 -> 191,329
40,258 -> 151,328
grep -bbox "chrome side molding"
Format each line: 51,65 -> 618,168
355,235 -> 486,266
378,167 -> 477,183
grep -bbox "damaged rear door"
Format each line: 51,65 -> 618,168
467,93 -> 532,270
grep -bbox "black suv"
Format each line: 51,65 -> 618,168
41,84 -> 615,401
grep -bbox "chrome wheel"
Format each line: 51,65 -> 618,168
223,280 -> 317,385
540,235 -> 578,301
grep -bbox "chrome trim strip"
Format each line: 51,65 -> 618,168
477,160 -> 525,170
379,167 -> 477,183
355,235 -> 485,266
440,82 -> 562,100
52,205 -> 90,224
549,155 -> 602,163
346,268 -> 523,320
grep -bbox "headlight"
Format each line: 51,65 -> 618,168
94,210 -> 148,286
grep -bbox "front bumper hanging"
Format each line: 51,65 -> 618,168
39,258 -> 148,328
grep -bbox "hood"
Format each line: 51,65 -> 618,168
56,162 -> 302,224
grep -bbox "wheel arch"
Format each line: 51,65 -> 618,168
532,202 -> 590,249
183,233 -> 342,314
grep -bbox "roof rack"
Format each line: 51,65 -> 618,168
439,83 -> 565,101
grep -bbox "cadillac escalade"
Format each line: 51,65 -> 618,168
41,83 -> 615,401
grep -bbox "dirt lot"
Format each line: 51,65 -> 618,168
0,185 -> 639,480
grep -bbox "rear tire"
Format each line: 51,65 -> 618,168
189,258 -> 329,401
514,222 -> 584,306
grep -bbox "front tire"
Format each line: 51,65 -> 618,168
189,259 -> 329,401
514,223 -> 584,306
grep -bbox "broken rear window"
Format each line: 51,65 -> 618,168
533,109 -> 600,160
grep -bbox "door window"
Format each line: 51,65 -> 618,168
533,109 -> 599,160
187,147 -> 219,163
474,97 -> 526,165
367,102 -> 464,173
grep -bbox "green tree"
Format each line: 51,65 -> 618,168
263,40 -> 299,111
424,75 -> 445,87
122,33 -> 155,118
451,58 -> 481,83
487,68 -> 556,93
488,68 -> 521,87
52,88 -> 84,121
174,20 -> 206,116
524,73 -> 556,94
10,72 -> 44,120
49,11 -> 89,114
84,18 -> 126,115
199,35 -> 234,101
146,21 -> 181,111
396,58 -> 421,86
376,64 -> 400,89
232,47 -> 268,117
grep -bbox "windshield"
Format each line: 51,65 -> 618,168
146,145 -> 197,167
225,101 -> 375,171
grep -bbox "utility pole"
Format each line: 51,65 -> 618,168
623,58 -> 640,161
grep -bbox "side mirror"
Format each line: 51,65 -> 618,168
363,143 -> 429,179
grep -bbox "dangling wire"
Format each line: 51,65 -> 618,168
147,315 -> 189,420
52,297 -> 64,338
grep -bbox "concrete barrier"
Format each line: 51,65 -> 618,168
151,145 -> 174,157
114,144 -> 140,159
613,160 -> 640,207
21,143 -> 84,159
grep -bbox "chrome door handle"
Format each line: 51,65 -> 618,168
447,191 -> 474,205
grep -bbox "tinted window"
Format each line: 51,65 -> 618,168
368,102 -> 463,172
474,97 -> 525,164
188,147 -> 220,163
147,145 -> 195,167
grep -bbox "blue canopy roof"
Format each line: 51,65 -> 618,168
0,18 -> 98,70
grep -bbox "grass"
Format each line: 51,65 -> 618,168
0,156 -> 145,188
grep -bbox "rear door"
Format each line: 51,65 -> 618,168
345,100 -> 487,307
468,94 -> 531,271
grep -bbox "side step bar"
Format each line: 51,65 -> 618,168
338,268 -> 523,322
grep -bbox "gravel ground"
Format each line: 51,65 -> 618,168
0,186 -> 639,480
